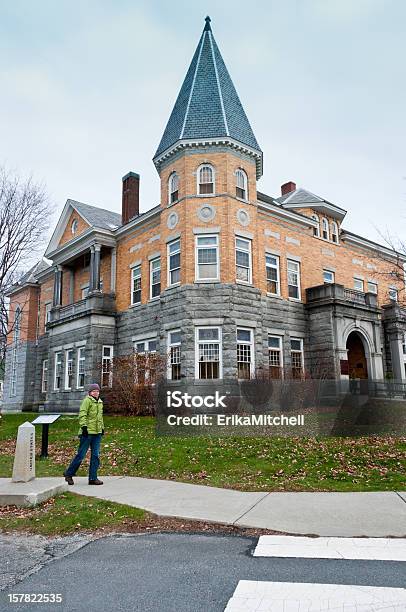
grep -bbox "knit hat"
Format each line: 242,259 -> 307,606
88,383 -> 100,393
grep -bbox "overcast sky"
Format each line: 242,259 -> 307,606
1,0 -> 405,247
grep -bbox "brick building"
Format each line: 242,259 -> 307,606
3,16 -> 406,412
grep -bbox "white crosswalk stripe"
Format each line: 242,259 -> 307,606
224,580 -> 406,611
253,536 -> 406,561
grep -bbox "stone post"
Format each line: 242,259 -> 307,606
93,243 -> 101,291
12,422 -> 35,483
52,265 -> 63,307
89,246 -> 95,292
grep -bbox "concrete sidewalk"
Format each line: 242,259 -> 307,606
15,476 -> 405,537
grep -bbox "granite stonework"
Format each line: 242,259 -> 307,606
3,282 -> 405,413
3,341 -> 38,412
12,422 -> 35,483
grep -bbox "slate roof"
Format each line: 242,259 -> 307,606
276,188 -> 326,206
154,17 -> 261,160
6,258 -> 52,295
69,199 -> 122,230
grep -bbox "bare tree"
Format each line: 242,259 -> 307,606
0,166 -> 51,369
372,231 -> 406,305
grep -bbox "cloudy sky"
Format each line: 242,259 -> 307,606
1,0 -> 405,247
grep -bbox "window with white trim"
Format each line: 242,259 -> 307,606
81,286 -> 89,299
196,235 -> 219,280
331,221 -> 339,243
312,214 -> 320,238
198,164 -> 214,195
64,349 -> 74,390
134,338 -> 157,383
168,172 -> 179,204
354,278 -> 364,292
168,330 -> 181,380
323,270 -> 335,284
237,328 -> 254,380
287,259 -> 301,300
389,287 -> 398,302
150,257 -> 161,299
168,239 -> 181,286
290,338 -> 304,379
268,335 -> 283,379
77,347 -> 85,389
402,332 -> 406,356
54,352 -> 62,391
367,281 -> 378,294
235,237 -> 252,283
41,359 -> 48,393
235,169 -> 248,200
322,218 -> 329,240
266,254 -> 280,295
10,307 -> 21,397
45,302 -> 52,326
101,345 -> 113,388
131,265 -> 141,305
196,327 -> 221,379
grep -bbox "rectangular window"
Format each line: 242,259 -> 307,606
367,281 -> 378,294
268,335 -> 283,379
54,352 -> 62,390
389,288 -> 398,302
266,254 -> 280,295
287,259 -> 301,300
45,303 -> 52,326
64,349 -> 74,390
134,338 -> 157,383
237,328 -> 254,380
323,270 -> 335,284
168,330 -> 181,380
168,239 -> 181,286
290,338 -> 304,379
354,278 -> 364,292
196,235 -> 219,280
131,265 -> 142,305
196,327 -> 221,379
101,345 -> 113,388
150,258 -> 161,299
77,347 -> 85,389
81,286 -> 89,299
235,237 -> 252,283
41,359 -> 48,393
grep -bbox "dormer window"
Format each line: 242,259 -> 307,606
236,169 -> 248,200
331,221 -> 339,243
322,218 -> 329,240
71,219 -> 78,235
169,172 -> 179,204
311,214 -> 320,237
198,165 -> 214,195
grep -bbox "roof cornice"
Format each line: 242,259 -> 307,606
257,200 -> 319,228
340,231 -> 406,262
154,137 -> 263,179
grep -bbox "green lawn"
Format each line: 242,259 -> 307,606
0,492 -> 146,535
0,413 -> 405,491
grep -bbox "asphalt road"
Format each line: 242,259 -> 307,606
2,533 -> 405,612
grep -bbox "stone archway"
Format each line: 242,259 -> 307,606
346,331 -> 368,379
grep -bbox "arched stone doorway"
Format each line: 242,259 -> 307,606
346,331 -> 368,379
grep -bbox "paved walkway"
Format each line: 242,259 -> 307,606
22,476 -> 406,537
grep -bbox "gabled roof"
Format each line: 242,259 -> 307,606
70,199 -> 121,230
154,17 -> 262,164
5,258 -> 52,296
276,187 -> 347,222
45,199 -> 122,257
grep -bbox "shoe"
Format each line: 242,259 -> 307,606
88,479 -> 104,485
63,471 -> 74,485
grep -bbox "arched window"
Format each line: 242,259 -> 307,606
235,169 -> 248,200
311,214 -> 320,238
322,217 -> 329,240
198,165 -> 214,195
331,221 -> 339,243
168,172 -> 179,204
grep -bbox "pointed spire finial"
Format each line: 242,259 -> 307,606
204,16 -> 211,31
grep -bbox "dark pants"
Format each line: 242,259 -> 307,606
65,434 -> 102,481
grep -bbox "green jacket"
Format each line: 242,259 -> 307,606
77,395 -> 104,435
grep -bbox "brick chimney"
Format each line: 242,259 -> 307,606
122,172 -> 140,224
281,181 -> 296,196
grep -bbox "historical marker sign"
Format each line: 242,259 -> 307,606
12,422 -> 35,483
